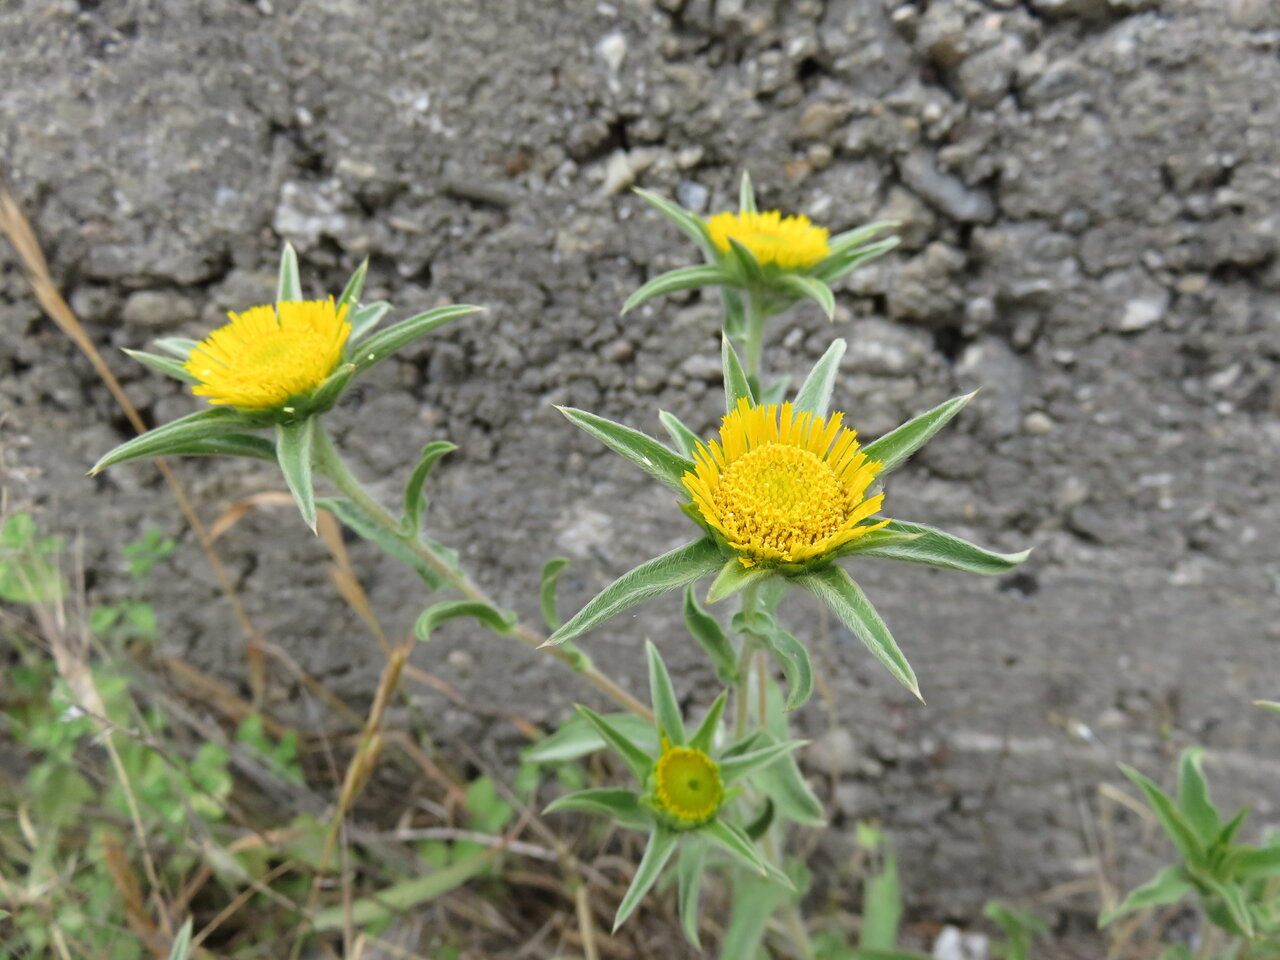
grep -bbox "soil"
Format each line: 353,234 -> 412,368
3,0 -> 1279,950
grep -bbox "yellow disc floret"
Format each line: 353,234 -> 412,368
684,399 -> 890,567
185,299 -> 351,410
706,210 -> 830,270
653,740 -> 723,825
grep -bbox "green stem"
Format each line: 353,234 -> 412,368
311,424 -> 653,721
733,582 -> 762,738
742,290 -> 768,395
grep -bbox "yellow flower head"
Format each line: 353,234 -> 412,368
653,739 -> 723,825
185,299 -> 351,410
684,399 -> 889,568
706,209 -> 830,270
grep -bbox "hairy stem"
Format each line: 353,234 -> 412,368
743,290 -> 768,394
312,423 -> 652,720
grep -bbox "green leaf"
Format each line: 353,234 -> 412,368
336,257 -> 368,318
812,237 -> 901,285
317,497 -> 454,591
799,566 -> 920,701
545,788 -> 649,830
539,557 -> 571,631
1202,878 -> 1254,938
726,237 -> 765,287
722,336 -> 755,414
614,829 -> 679,932
547,539 -> 723,645
347,301 -> 391,347
704,819 -> 793,889
574,705 -> 653,782
1176,748 -> 1221,845
676,841 -> 708,948
154,434 -> 277,462
622,265 -> 732,314
689,691 -> 728,754
862,392 -> 976,476
1216,806 -> 1250,847
825,222 -> 899,259
758,375 -> 791,406
683,587 -> 739,685
1231,844 -> 1280,880
313,848 -> 495,930
744,798 -> 775,842
722,287 -> 747,340
415,601 -> 516,642
557,406 -> 694,494
167,918 -> 194,960
1098,866 -> 1194,927
633,187 -> 717,259
659,410 -> 702,458
90,408 -> 254,474
122,349 -> 199,384
719,739 -> 806,784
275,418 -> 317,532
793,338 -> 846,418
152,336 -> 199,359
860,846 -> 902,951
847,519 -> 1030,574
738,170 -> 757,214
982,902 -> 1048,960
706,559 -> 772,605
401,441 -> 456,535
276,242 -> 302,302
777,273 -> 836,320
523,710 -> 657,764
305,362 -> 357,415
646,641 -> 686,745
1119,765 -> 1206,870
721,869 -> 793,960
756,626 -> 814,711
353,304 -> 481,372
1256,700 -> 1280,716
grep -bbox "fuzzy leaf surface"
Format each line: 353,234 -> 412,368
848,519 -> 1029,574
862,392 -> 976,475
622,265 -> 731,314
91,408 -> 254,474
415,601 -> 516,642
557,406 -> 694,493
401,441 -> 456,535
614,829 -> 679,931
275,419 -> 317,531
684,586 -> 738,685
123,349 -> 199,384
1098,867 -> 1195,927
544,788 -> 648,830
793,338 -> 846,417
353,304 -> 480,372
722,336 -> 755,413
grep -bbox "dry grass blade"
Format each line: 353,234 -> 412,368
208,491 -> 298,543
0,186 -> 265,687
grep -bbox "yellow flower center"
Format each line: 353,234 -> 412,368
654,742 -> 723,824
185,299 -> 351,410
684,400 -> 890,567
706,210 -> 830,270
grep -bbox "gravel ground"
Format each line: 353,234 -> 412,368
3,0 -> 1279,945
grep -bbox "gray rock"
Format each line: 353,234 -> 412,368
121,290 -> 200,331
901,150 -> 996,223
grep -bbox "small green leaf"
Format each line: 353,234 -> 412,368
306,362 -> 357,414
777,273 -> 835,320
1176,748 -> 1221,845
825,222 -> 899,259
336,258 -> 368,318
1216,806 -> 1250,847
659,410 -> 702,458
633,187 -> 717,259
415,601 -> 516,642
860,845 -> 902,951
162,434 -> 277,462
793,338 -> 846,417
846,519 -> 1029,575
983,902 -> 1048,960
613,829 -> 679,932
122,349 -> 199,384
738,171 -> 758,214
812,236 -> 901,285
704,819 -> 793,889
706,559 -> 771,605
756,626 -> 814,711
152,336 -> 199,359
401,441 -> 457,535
721,869 -> 793,960
726,237 -> 765,287
799,566 -> 920,701
676,840 -> 708,948
167,918 -> 194,960
557,406 -> 694,494
1098,866 -> 1194,927
353,304 -> 481,372
524,710 -> 657,764
539,557 -> 571,631
318,497 -> 454,591
862,392 -> 976,476
744,797 -> 775,841
277,242 -> 302,302
622,265 -> 732,314
545,788 -> 649,830
722,287 -> 747,340
719,738 -> 806,784
689,691 -> 728,754
275,418 -> 317,532
683,586 -> 739,685
312,848 -> 495,930
90,408 -> 255,474
1231,844 -> 1280,880
574,705 -> 653,782
1202,878 -> 1254,938
1256,699 -> 1280,716
547,539 -> 723,645
1119,765 -> 1206,870
347,301 -> 391,347
646,641 -> 686,745
722,336 -> 755,414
